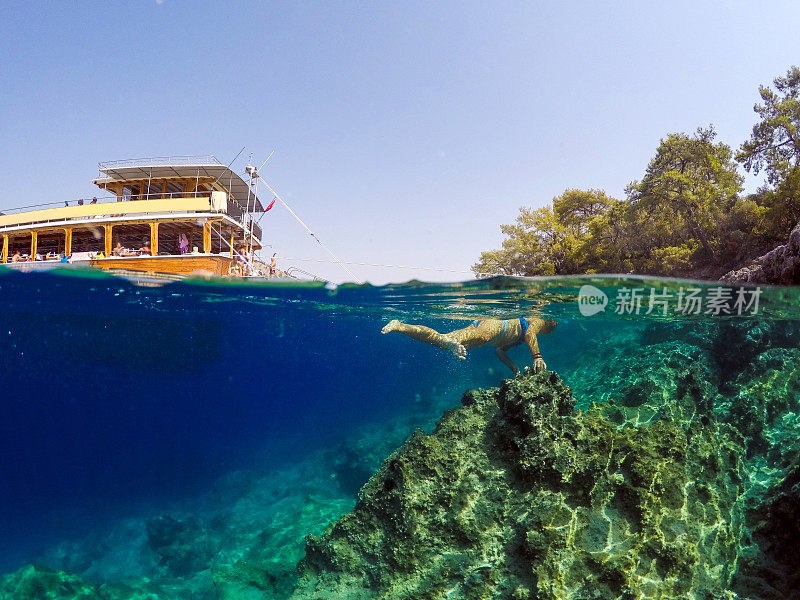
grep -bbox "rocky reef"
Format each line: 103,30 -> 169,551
291,370 -> 746,600
289,317 -> 800,600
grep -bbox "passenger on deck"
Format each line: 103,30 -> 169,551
140,242 -> 151,255
11,251 -> 21,262
381,316 -> 557,376
179,233 -> 189,255
269,252 -> 277,277
113,242 -> 124,256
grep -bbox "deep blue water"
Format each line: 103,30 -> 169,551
0,267 -> 794,584
0,269 -> 561,571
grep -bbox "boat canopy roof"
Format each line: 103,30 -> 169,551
92,156 -> 266,212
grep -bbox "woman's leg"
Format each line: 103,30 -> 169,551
381,319 -> 504,358
382,320 -> 465,357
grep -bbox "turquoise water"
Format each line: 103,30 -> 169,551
0,267 -> 797,599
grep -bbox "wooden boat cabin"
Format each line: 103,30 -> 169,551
0,156 -> 266,277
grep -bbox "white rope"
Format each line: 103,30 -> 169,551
256,175 -> 363,284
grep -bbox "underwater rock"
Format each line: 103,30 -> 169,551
290,370 -> 746,600
0,565 -> 103,600
212,559 -> 296,600
146,515 -> 216,577
0,563 -> 189,600
732,453 -> 800,600
714,347 -> 800,463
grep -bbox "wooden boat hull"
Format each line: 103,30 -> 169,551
90,255 -> 233,277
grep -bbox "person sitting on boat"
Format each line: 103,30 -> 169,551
179,233 -> 189,255
10,251 -> 21,262
381,316 -> 556,376
112,241 -> 124,256
140,242 -> 151,255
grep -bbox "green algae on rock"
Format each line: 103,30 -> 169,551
0,564 -> 175,600
0,565 -> 104,600
291,370 -> 746,600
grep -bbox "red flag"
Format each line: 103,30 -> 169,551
265,199 -> 276,212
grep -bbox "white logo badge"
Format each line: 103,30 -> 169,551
578,285 -> 608,316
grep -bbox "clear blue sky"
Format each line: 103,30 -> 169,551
2,1 -> 800,284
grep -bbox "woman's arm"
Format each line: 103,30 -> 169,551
524,317 -> 553,372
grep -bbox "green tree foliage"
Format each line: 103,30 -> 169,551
626,127 -> 742,270
475,67 -> 800,278
473,131 -> 744,277
472,190 -> 616,276
738,66 -> 800,243
738,66 -> 800,184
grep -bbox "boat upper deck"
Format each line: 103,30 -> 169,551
93,156 -> 266,212
0,156 -> 265,241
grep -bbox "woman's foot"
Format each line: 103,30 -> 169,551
381,319 -> 401,334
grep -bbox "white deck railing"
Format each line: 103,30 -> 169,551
98,156 -> 222,171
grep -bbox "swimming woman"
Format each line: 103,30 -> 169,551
381,316 -> 556,375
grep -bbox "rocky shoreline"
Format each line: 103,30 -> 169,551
722,221 -> 800,285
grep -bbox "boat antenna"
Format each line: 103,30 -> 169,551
249,173 -> 260,259
258,150 -> 275,171
255,173 -> 363,284
245,151 -> 273,253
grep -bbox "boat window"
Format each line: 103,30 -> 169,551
166,181 -> 184,198
7,233 -> 32,261
157,222 -> 203,255
112,224 -> 151,254
122,185 -> 140,201
145,182 -> 163,200
69,228 -> 104,255
37,233 -> 64,258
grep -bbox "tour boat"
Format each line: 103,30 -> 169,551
0,156 -> 266,279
